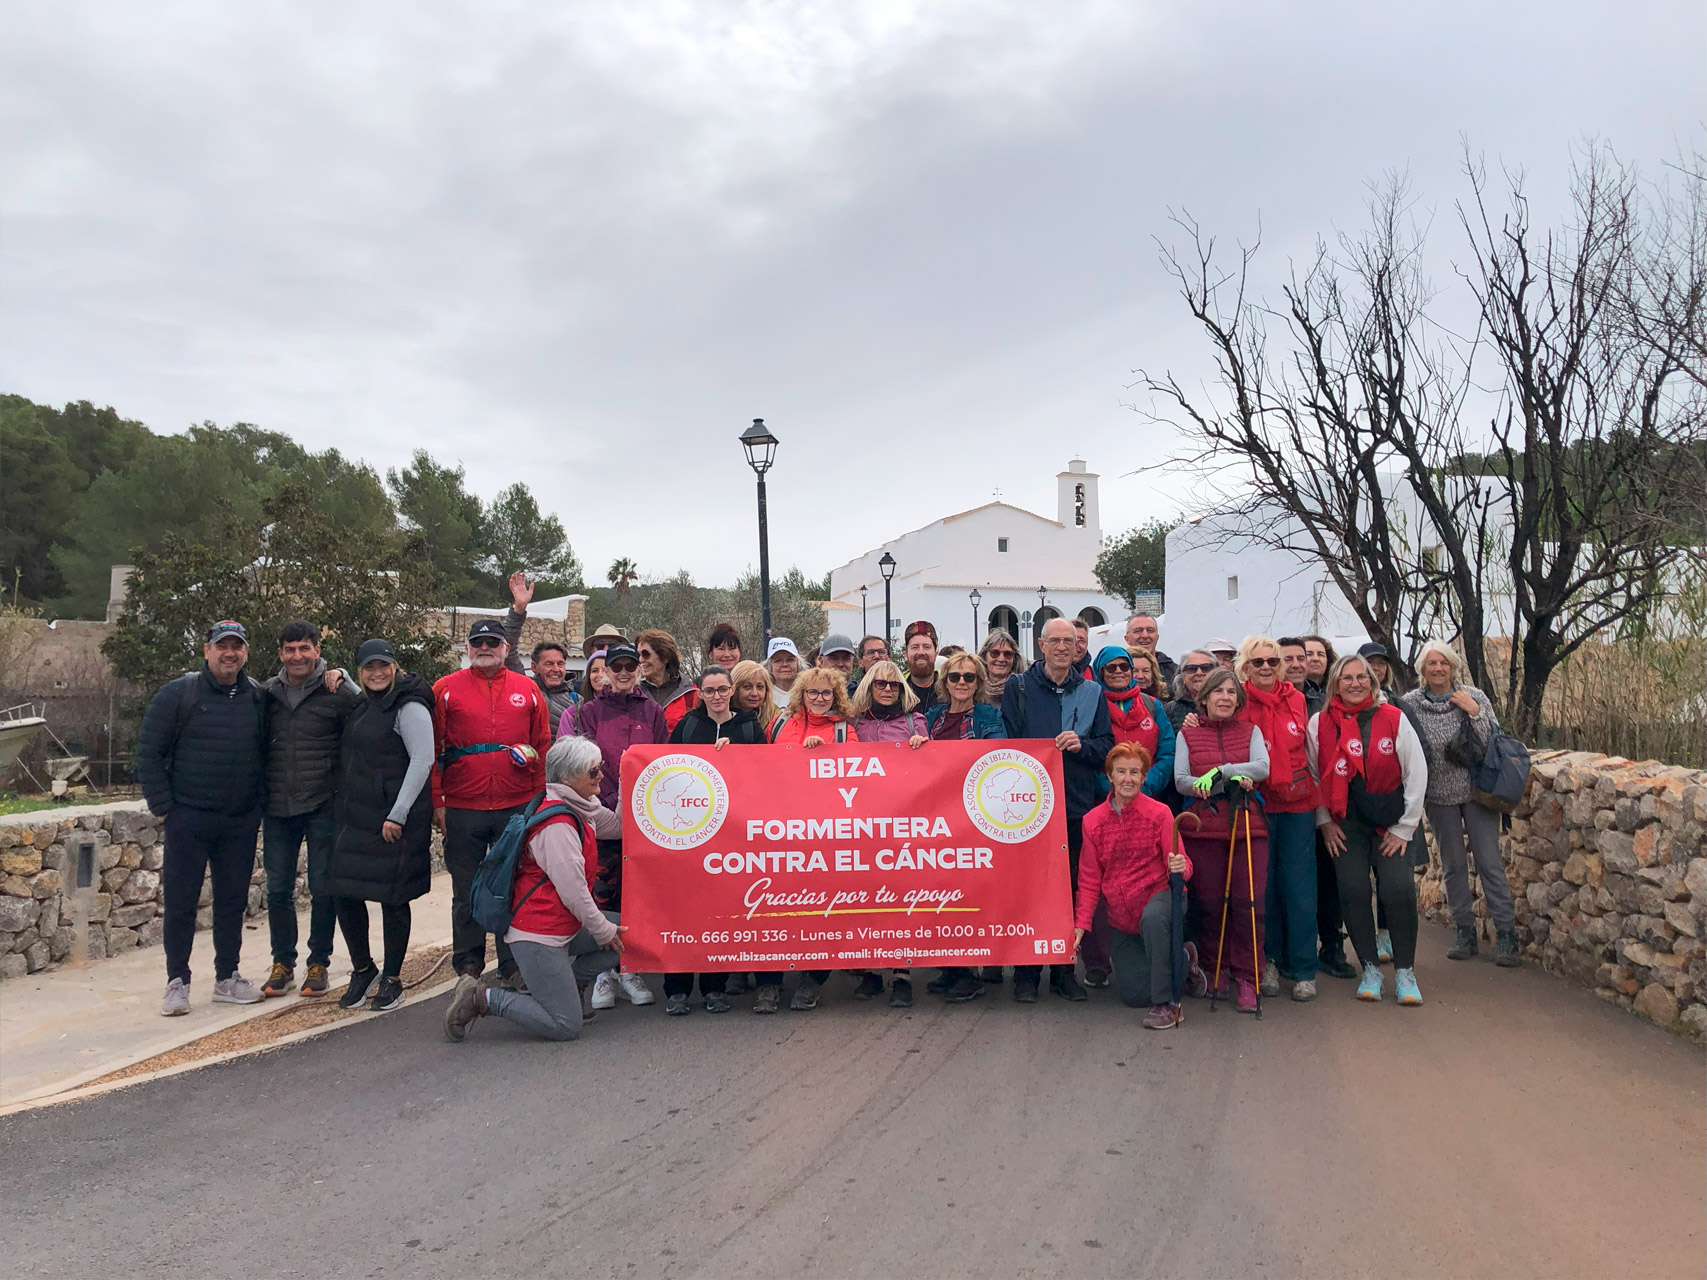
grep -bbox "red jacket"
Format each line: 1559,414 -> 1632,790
1075,792 -> 1190,934
1242,681 -> 1317,813
431,666 -> 551,810
771,712 -> 859,746
509,812 -> 594,936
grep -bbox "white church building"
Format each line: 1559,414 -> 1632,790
825,459 -> 1130,659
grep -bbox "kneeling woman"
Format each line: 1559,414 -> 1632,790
444,736 -> 624,1042
329,639 -> 436,1012
1076,743 -> 1194,1028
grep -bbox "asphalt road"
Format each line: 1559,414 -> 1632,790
5,927 -> 1703,1280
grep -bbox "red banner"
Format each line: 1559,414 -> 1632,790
619,740 -> 1074,973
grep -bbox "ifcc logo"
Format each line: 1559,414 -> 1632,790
962,749 -> 1055,843
631,754 -> 729,849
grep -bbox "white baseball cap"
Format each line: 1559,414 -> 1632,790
766,637 -> 800,660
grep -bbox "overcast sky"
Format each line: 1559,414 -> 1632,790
3,2 -> 1701,588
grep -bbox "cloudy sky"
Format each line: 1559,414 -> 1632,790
3,2 -> 1700,587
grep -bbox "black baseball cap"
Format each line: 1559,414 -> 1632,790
604,642 -> 640,666
356,638 -> 397,667
1357,641 -> 1390,661
205,620 -> 248,644
468,618 -> 506,642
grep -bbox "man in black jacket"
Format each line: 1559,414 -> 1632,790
259,619 -> 357,999
133,620 -> 270,1016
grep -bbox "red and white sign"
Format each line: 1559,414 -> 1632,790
619,741 -> 1074,973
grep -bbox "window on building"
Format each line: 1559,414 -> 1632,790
1422,545 -> 1443,571
1227,575 -> 1239,601
997,537 -> 1009,553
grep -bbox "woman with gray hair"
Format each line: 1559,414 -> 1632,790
1400,640 -> 1519,967
443,735 -> 625,1043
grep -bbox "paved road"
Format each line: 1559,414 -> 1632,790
5,927 -> 1703,1279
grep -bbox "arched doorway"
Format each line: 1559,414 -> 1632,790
1077,606 -> 1106,629
987,605 -> 1020,645
1032,606 -> 1062,660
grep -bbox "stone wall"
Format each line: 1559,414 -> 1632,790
1419,749 -> 1707,1039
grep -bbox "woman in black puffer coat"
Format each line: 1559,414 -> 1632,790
329,639 -> 436,1013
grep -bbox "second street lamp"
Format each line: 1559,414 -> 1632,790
860,584 -> 868,637
879,552 -> 897,655
969,588 -> 982,644
740,418 -> 780,639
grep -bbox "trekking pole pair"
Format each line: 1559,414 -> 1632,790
1207,784 -> 1261,1020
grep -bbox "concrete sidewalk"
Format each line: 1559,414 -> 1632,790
0,872 -> 457,1106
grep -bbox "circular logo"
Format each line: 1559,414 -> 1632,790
630,754 -> 729,849
1346,737 -> 1364,758
1287,719 -> 1302,737
1334,758 -> 1350,776
1139,716 -> 1155,732
962,749 -> 1056,843
509,692 -> 528,708
1375,735 -> 1396,756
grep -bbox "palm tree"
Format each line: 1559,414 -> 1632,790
607,557 -> 638,599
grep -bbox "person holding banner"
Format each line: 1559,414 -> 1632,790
850,662 -> 930,746
1076,742 -> 1195,1028
730,660 -> 786,742
668,665 -> 765,748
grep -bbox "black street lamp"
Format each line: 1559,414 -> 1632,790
740,418 -> 780,639
969,588 -> 982,643
860,584 -> 868,637
879,552 -> 897,654
1037,585 -> 1048,615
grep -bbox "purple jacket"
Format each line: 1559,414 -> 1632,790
851,710 -> 929,744
571,687 -> 667,809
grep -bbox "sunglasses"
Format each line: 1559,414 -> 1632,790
1181,662 -> 1216,674
469,637 -> 503,650
608,660 -> 638,673
872,679 -> 901,691
944,672 -> 978,685
1101,662 -> 1132,674
1246,657 -> 1282,669
638,649 -> 656,660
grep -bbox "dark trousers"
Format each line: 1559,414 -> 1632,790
1332,817 -> 1418,969
336,898 -> 412,976
664,972 -> 729,997
444,804 -> 526,975
1109,894 -> 1175,1008
263,807 -> 336,968
1016,816 -> 1084,985
162,805 -> 261,984
1315,829 -> 1345,950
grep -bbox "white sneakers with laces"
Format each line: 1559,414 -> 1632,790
616,971 -> 655,1005
590,970 -> 619,1010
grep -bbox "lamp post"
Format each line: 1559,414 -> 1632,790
879,552 -> 897,654
1037,585 -> 1048,616
740,418 -> 780,639
860,585 -> 868,637
969,588 -> 982,644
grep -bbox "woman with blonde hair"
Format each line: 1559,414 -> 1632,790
850,660 -> 929,746
772,666 -> 860,747
1400,639 -> 1518,967
730,660 -> 785,740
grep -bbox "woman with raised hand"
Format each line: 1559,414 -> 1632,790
1400,639 -> 1519,968
443,736 -> 624,1043
1307,654 -> 1429,1006
978,629 -> 1022,706
850,660 -> 930,748
328,639 -> 436,1014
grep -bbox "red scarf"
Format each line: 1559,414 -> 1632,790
1315,697 -> 1403,820
1103,688 -> 1161,760
1241,680 -> 1315,811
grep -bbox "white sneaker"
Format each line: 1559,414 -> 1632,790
212,973 -> 262,1005
161,977 -> 190,1016
590,970 -> 619,1010
616,971 -> 655,1005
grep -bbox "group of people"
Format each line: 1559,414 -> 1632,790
135,581 -> 1521,1043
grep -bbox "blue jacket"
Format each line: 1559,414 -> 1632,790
1090,645 -> 1175,800
923,702 -> 1006,739
999,660 -> 1113,820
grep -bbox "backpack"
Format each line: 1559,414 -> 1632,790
1472,725 -> 1532,814
470,793 -> 586,936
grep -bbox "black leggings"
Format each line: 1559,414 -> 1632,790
1331,820 -> 1417,969
336,898 -> 412,977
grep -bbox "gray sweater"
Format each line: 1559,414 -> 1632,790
1398,686 -> 1495,807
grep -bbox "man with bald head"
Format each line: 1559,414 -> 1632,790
999,617 -> 1114,1005
1125,614 -> 1176,688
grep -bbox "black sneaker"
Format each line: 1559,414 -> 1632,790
979,966 -> 1005,984
665,993 -> 691,1016
888,977 -> 913,1008
1083,967 -> 1110,989
1495,931 -> 1522,968
726,972 -> 751,995
752,985 -> 782,1014
852,973 -> 885,1000
789,980 -> 821,1011
339,966 -> 380,1009
704,990 -> 732,1013
368,975 -> 405,1012
454,961 -> 484,980
1013,972 -> 1040,1003
925,970 -> 956,995
1447,925 -> 1479,960
1319,944 -> 1358,980
943,973 -> 984,1003
1050,969 -> 1089,1002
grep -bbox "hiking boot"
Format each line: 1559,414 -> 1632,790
1083,967 -> 1110,989
590,970 -> 618,1010
300,963 -> 330,997
1235,978 -> 1258,1014
616,972 -> 655,1005
704,990 -> 732,1013
160,977 -> 190,1017
1259,960 -> 1281,998
852,973 -> 885,1000
1376,929 -> 1394,964
1291,979 -> 1318,1002
925,970 -> 955,995
261,963 -> 294,998
1447,925 -> 1479,961
1495,931 -> 1521,967
1395,967 -> 1423,1005
789,980 -> 820,1011
443,975 -> 487,1042
1143,1003 -> 1180,1030
665,993 -> 691,1016
454,961 -> 484,980
888,977 -> 913,1008
752,985 -> 781,1014
1183,942 -> 1208,999
339,966 -> 379,1009
213,973 -> 262,1005
1356,962 -> 1383,1002
1051,969 -> 1089,1002
979,966 -> 1004,984
368,976 -> 405,1013
499,968 -> 530,995
1319,943 -> 1358,980
943,973 -> 984,1003
1013,972 -> 1040,1003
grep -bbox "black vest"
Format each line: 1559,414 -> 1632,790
329,674 -> 434,904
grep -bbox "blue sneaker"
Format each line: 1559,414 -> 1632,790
1395,968 -> 1423,1006
1376,929 -> 1393,964
1356,963 -> 1383,1002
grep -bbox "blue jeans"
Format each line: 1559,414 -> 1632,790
1263,810 -> 1319,980
263,807 -> 336,968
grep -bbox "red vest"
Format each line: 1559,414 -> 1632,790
1180,717 -> 1268,840
1104,690 -> 1162,762
1316,701 -> 1405,820
508,811 -> 595,937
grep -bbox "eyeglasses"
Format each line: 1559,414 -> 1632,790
861,648 -> 887,658
944,672 -> 979,685
1246,657 -> 1282,669
804,688 -> 834,700
608,660 -> 638,673
702,685 -> 732,697
1340,673 -> 1372,684
1182,662 -> 1215,674
872,679 -> 901,691
469,637 -> 503,650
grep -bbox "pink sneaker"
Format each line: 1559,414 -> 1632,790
1235,978 -> 1258,1014
1183,942 -> 1208,999
1143,1003 -> 1180,1030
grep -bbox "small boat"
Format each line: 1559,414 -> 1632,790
0,704 -> 48,776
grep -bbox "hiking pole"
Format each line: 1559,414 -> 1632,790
1242,804 -> 1262,1021
1210,811 -> 1237,1013
1170,812 -> 1200,1013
